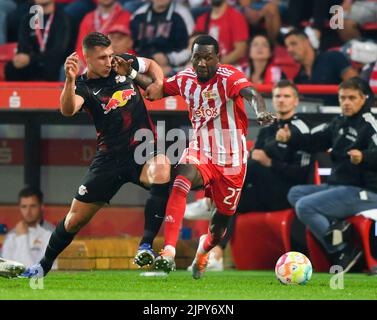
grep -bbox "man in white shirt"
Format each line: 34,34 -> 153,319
2,187 -> 55,269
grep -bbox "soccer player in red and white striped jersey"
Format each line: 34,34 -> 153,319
153,35 -> 275,278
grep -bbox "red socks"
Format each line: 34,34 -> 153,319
164,175 -> 192,248
201,229 -> 227,253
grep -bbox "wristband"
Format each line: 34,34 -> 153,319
129,69 -> 138,79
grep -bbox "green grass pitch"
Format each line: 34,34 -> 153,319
1,270 -> 377,300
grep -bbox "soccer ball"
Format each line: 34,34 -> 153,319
275,251 -> 312,285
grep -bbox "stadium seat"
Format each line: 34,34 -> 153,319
348,215 -> 377,271
0,42 -> 17,81
231,208 -> 295,270
306,215 -> 377,272
230,161 -> 321,270
305,230 -> 331,272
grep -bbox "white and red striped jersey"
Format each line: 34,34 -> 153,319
164,64 -> 252,166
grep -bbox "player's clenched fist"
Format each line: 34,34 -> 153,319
257,111 -> 276,126
112,56 -> 133,76
64,52 -> 79,80
276,124 -> 291,143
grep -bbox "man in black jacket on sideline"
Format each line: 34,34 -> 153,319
5,0 -> 72,81
277,77 -> 377,273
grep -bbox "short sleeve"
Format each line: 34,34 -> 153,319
226,69 -> 253,98
163,74 -> 181,96
74,80 -> 88,100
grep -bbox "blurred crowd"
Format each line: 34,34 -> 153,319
0,0 -> 376,104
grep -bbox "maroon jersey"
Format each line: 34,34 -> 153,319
75,53 -> 156,153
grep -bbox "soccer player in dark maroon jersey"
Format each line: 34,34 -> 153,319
22,32 -> 171,277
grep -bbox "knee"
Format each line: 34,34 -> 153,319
64,212 -> 86,233
151,164 -> 171,184
287,186 -> 302,207
149,155 -> 171,184
294,197 -> 314,224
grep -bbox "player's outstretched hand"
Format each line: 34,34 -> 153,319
64,52 -> 79,80
276,124 -> 291,143
112,56 -> 133,76
144,82 -> 164,101
257,111 -> 276,126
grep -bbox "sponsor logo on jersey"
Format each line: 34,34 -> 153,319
78,185 -> 88,196
103,85 -> 136,114
202,90 -> 216,100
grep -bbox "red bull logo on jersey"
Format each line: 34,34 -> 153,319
102,85 -> 136,114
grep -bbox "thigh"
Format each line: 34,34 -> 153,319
75,154 -> 125,204
172,163 -> 204,189
5,62 -> 35,81
139,154 -> 171,187
175,148 -> 211,188
299,185 -> 376,220
288,184 -> 329,205
210,164 -> 247,216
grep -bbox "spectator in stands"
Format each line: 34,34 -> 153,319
364,61 -> 377,88
5,0 -> 72,81
2,187 -> 56,269
130,0 -> 195,76
284,29 -> 358,105
121,0 -> 148,13
185,80 -> 314,270
0,0 -> 16,44
63,0 -> 96,49
245,33 -> 286,84
163,31 -> 206,74
107,24 -> 134,55
338,0 -> 377,42
6,0 -> 32,43
277,77 -> 377,273
239,0 -> 282,43
195,0 -> 249,68
76,0 -> 131,70
285,0 -> 342,49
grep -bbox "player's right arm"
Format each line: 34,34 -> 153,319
60,52 -> 84,117
276,122 -> 333,153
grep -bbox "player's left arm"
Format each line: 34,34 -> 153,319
139,57 -> 164,100
112,55 -> 163,98
240,86 -> 276,125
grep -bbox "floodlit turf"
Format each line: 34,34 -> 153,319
0,270 -> 377,300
